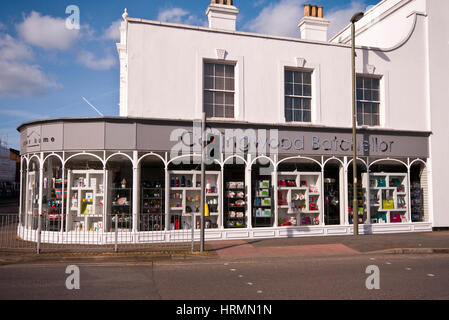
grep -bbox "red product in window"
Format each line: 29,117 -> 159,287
390,213 -> 401,223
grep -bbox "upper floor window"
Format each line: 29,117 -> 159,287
204,62 -> 235,118
356,76 -> 380,126
284,69 -> 312,122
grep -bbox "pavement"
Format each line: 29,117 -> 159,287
0,230 -> 448,266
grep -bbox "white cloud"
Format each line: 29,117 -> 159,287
0,33 -> 59,98
157,7 -> 207,26
77,50 -> 116,70
103,19 -> 122,41
0,34 -> 32,61
244,0 -> 368,40
244,0 -> 305,38
326,1 -> 367,39
16,11 -> 80,50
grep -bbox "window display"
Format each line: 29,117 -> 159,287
225,181 -> 246,228
253,179 -> 272,227
277,172 -> 321,226
141,180 -> 164,231
66,170 -> 104,232
368,173 -> 408,224
168,170 -> 220,230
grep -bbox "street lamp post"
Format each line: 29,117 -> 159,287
350,12 -> 364,236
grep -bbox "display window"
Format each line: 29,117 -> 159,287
65,154 -> 104,233
139,154 -> 165,232
105,154 -> 133,232
25,157 -> 40,230
323,159 -> 344,226
20,160 -> 27,227
167,159 -> 221,230
347,159 -> 368,225
276,157 -> 322,227
41,155 -> 65,232
252,157 -> 275,228
224,156 -> 247,229
368,160 -> 408,224
409,161 -> 428,222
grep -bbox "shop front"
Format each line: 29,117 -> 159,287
17,117 -> 432,244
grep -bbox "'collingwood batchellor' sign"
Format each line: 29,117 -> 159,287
174,123 -> 428,158
18,119 -> 429,158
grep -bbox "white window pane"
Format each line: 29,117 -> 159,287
215,92 -> 224,104
225,106 -> 234,118
204,63 -> 214,76
303,84 -> 311,97
303,111 -> 311,122
285,83 -> 293,95
204,91 -> 213,104
225,78 -> 234,91
225,93 -> 234,105
204,76 -> 214,89
293,109 -> 302,122
225,65 -> 234,78
204,104 -> 214,118
285,70 -> 293,83
215,77 -> 225,90
303,72 -> 311,85
215,105 -> 224,118
215,64 -> 225,77
293,84 -> 301,96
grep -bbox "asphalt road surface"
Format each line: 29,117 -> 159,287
0,253 -> 447,300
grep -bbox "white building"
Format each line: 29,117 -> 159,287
17,0 -> 448,244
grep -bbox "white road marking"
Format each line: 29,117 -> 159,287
427,274 -> 435,277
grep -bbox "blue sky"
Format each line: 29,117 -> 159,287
0,0 -> 379,150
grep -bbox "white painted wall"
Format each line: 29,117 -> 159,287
330,0 -> 426,48
123,11 -> 429,132
426,0 -> 449,227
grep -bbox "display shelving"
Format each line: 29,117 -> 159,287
368,173 -> 408,224
225,181 -> 246,228
277,172 -> 322,226
168,170 -> 220,230
66,170 -> 104,232
141,181 -> 164,231
253,179 -> 273,227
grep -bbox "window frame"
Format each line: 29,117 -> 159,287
203,60 -> 236,119
283,67 -> 314,124
356,74 -> 382,127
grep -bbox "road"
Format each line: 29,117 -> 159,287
0,253 -> 447,300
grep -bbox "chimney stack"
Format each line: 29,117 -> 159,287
206,0 -> 239,32
298,4 -> 330,41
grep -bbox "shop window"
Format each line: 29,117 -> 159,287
347,162 -> 368,225
284,69 -> 312,123
253,159 -> 274,228
368,162 -> 408,224
356,76 -> 380,126
204,62 -> 235,119
224,163 -> 247,229
41,156 -> 66,232
410,162 -> 428,222
277,160 -> 322,227
140,157 -> 166,232
168,168 -> 221,230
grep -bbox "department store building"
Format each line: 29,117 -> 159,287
17,0 -> 449,244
